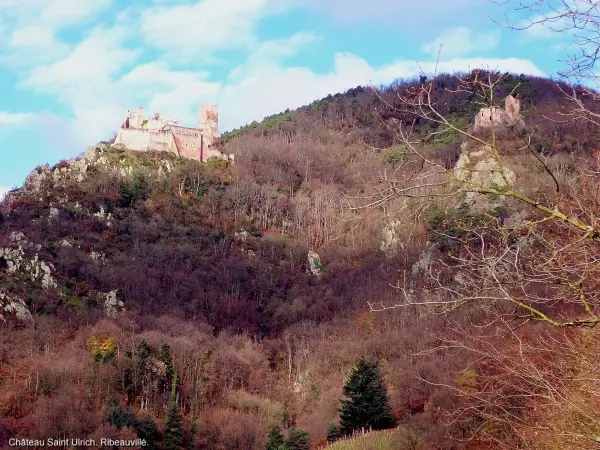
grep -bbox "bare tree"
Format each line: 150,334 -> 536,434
417,320 -> 600,448
351,69 -> 600,327
494,0 -> 600,83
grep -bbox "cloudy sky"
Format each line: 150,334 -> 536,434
0,0 -> 573,195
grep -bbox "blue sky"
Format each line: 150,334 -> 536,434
0,0 -> 575,195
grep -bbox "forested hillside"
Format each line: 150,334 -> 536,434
1,71 -> 600,449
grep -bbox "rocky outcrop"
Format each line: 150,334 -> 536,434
94,206 -> 113,227
455,145 -> 516,193
19,142 -> 187,204
380,220 -> 403,254
0,232 -> 57,291
0,290 -> 33,323
101,290 -> 125,318
307,251 -> 324,276
24,144 -> 109,193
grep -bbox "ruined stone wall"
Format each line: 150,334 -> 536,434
473,107 -> 505,131
170,126 -> 200,160
114,128 -> 173,153
123,107 -> 180,131
473,95 -> 524,132
173,130 -> 201,161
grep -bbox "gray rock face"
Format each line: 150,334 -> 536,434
94,206 -> 113,227
24,164 -> 51,192
0,290 -> 33,323
307,250 -> 323,276
380,220 -> 403,254
22,143 -> 111,194
0,233 -> 57,290
103,290 -> 125,318
234,229 -> 253,243
454,145 -> 516,207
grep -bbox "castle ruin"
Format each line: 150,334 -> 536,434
113,103 -> 226,162
473,95 -> 525,132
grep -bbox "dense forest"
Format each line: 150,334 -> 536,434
2,71 -> 600,449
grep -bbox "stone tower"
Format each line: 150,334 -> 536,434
197,103 -> 221,146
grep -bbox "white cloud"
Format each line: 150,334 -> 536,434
422,27 -> 501,59
120,62 -> 221,123
139,0 -> 271,59
228,32 -> 319,80
0,111 -> 33,127
376,57 -> 544,81
7,25 -> 70,64
23,26 -> 138,94
39,0 -> 112,28
0,186 -> 10,200
0,0 -> 112,28
0,0 -> 112,67
21,26 -> 140,148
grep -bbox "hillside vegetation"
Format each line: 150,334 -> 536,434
1,71 -> 600,449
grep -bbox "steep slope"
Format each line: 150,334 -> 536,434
2,71 -> 599,449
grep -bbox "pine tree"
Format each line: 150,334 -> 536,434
265,426 -> 286,450
159,344 -> 174,379
186,416 -> 198,450
286,428 -> 309,450
339,356 -> 396,435
135,339 -> 151,361
159,343 -> 174,394
164,374 -> 184,450
326,424 -> 341,443
136,415 -> 158,450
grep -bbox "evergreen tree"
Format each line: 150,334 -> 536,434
286,428 -> 309,450
339,356 -> 396,435
265,426 -> 286,450
159,343 -> 174,393
186,416 -> 198,450
326,424 -> 341,443
105,405 -> 136,430
135,339 -> 151,361
164,374 -> 184,450
136,415 -> 158,450
159,344 -> 174,378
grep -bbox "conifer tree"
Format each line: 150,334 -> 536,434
186,416 -> 197,450
135,339 -> 151,361
286,428 -> 309,450
326,424 -> 341,443
159,343 -> 174,394
159,343 -> 174,379
339,356 -> 396,435
265,425 -> 286,450
164,374 -> 184,450
136,415 -> 158,450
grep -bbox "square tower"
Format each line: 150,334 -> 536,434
197,103 -> 221,146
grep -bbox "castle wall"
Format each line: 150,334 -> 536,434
114,128 -> 174,153
473,95 -> 524,132
115,103 -> 227,163
474,107 -> 505,131
175,134 -> 200,160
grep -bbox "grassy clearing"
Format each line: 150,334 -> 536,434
324,427 -> 424,450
